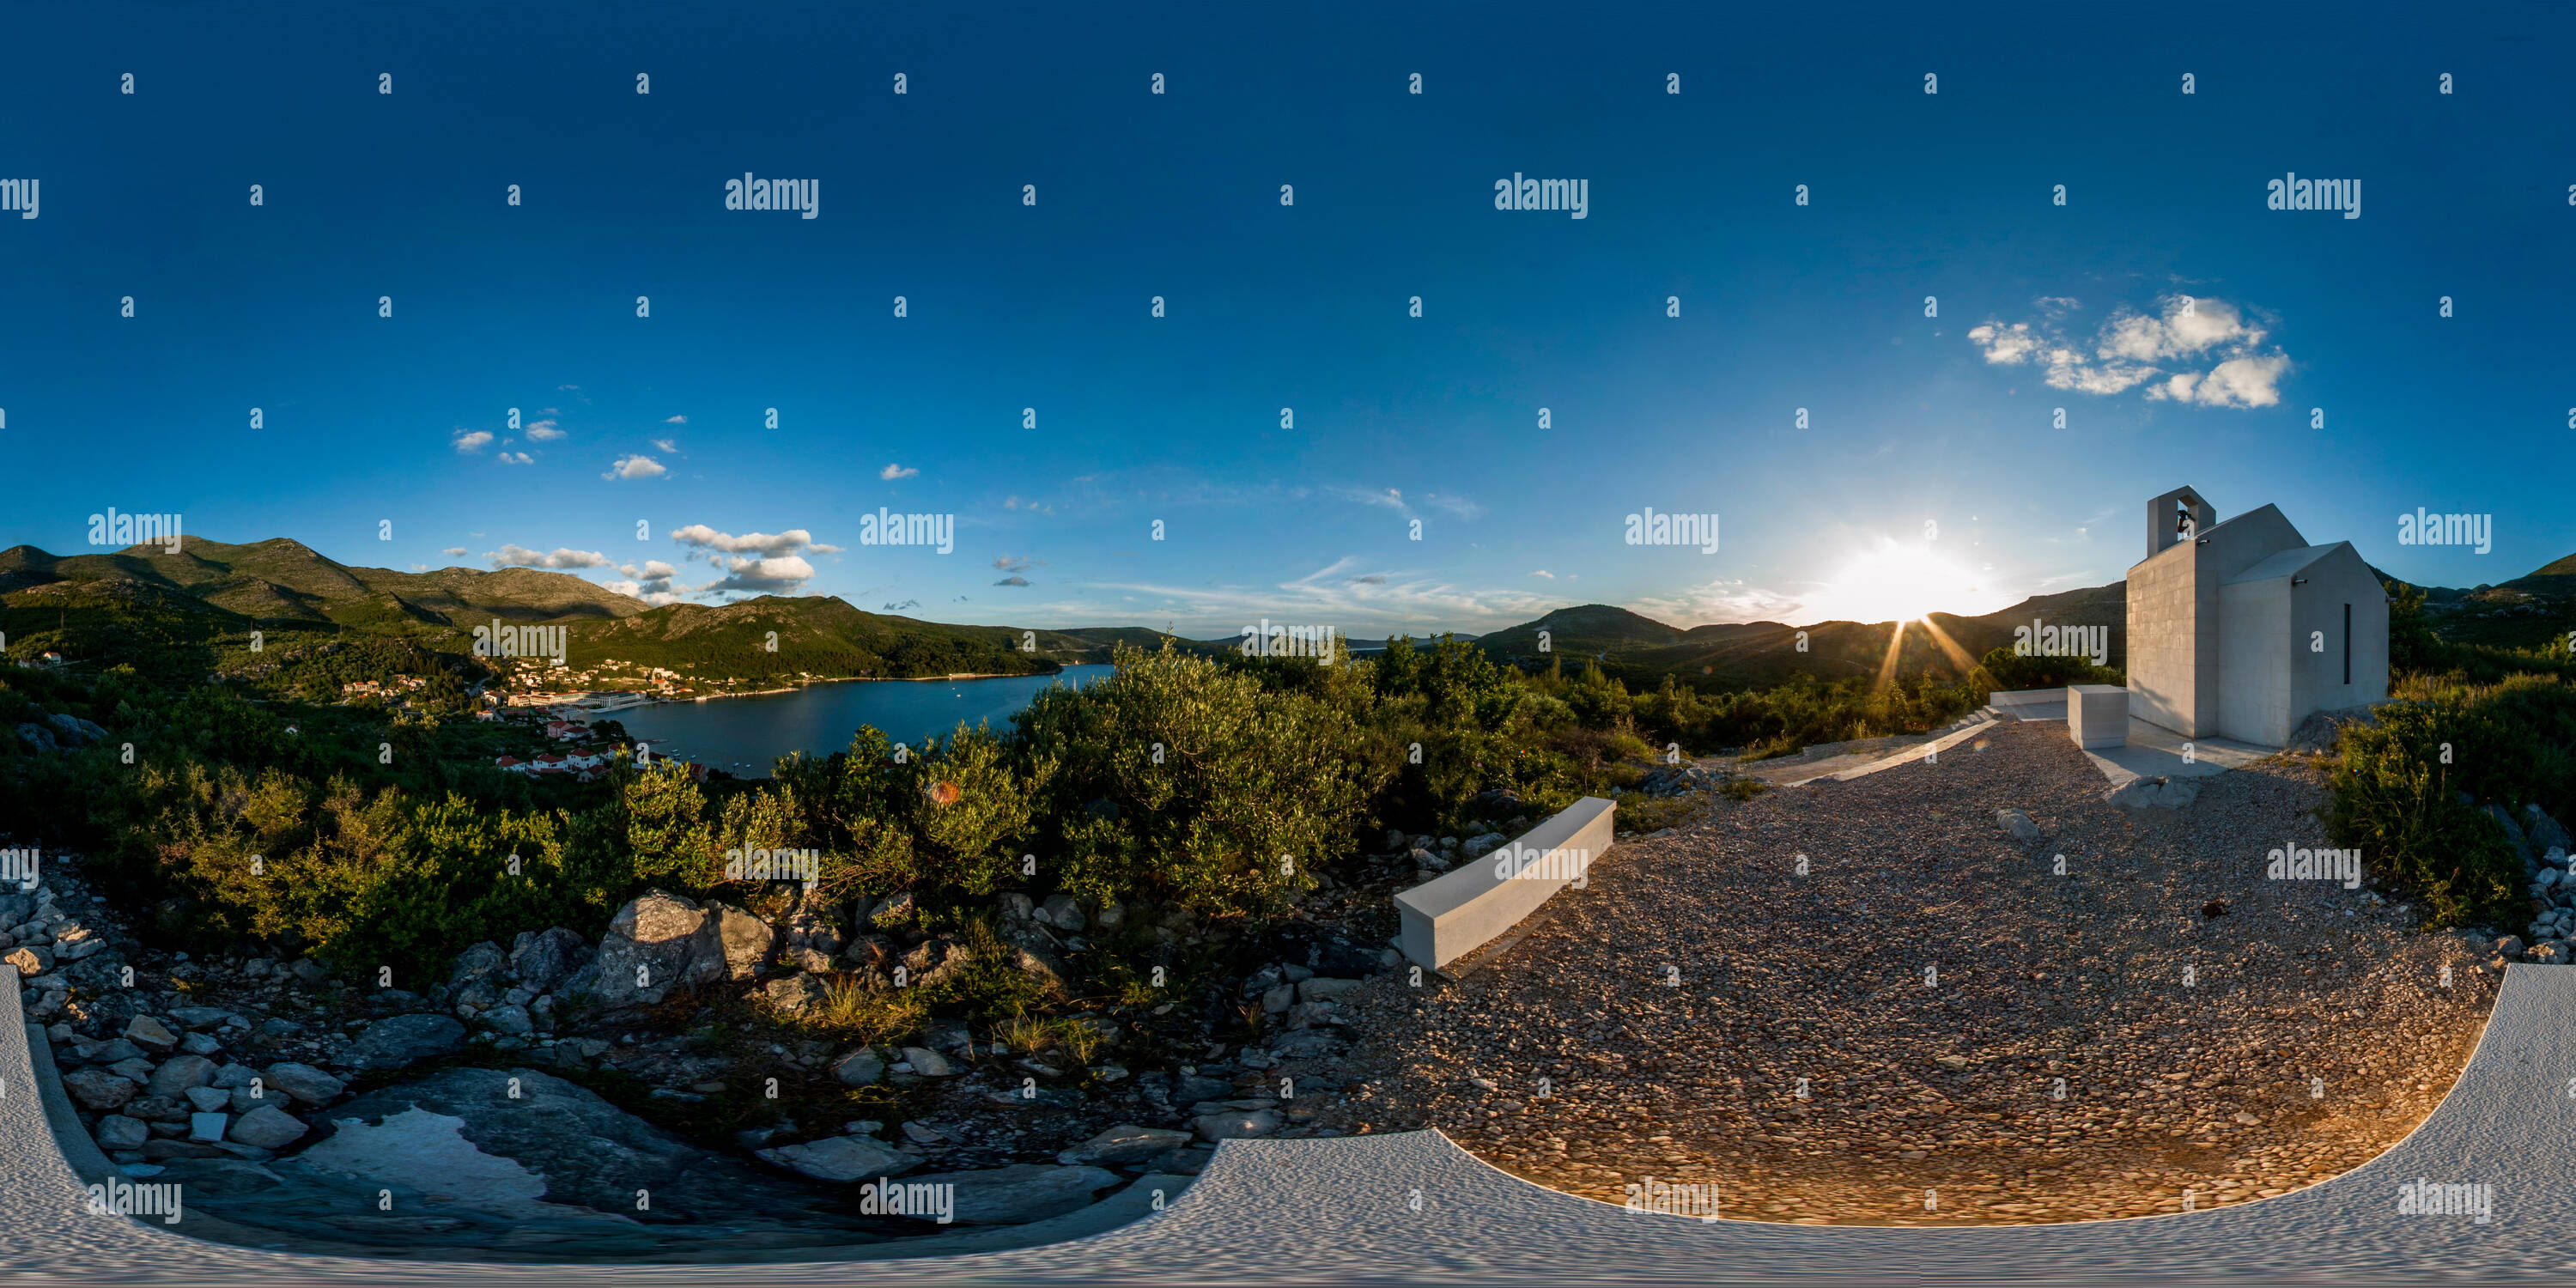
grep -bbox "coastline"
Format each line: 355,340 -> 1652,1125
684,666 -> 1074,703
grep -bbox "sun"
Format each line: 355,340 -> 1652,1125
1812,542 -> 1987,624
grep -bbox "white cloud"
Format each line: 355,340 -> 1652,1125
499,451 -> 533,465
662,414 -> 687,424
525,418 -> 564,440
605,454 -> 666,480
1530,569 -> 1555,579
880,463 -> 919,480
652,438 -> 677,453
1970,295 -> 2287,410
606,559 -> 685,605
441,547 -> 467,557
670,526 -> 839,556
489,544 -> 611,570
702,554 -> 817,597
452,429 -> 494,453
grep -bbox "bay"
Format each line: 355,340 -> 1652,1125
607,665 -> 1114,776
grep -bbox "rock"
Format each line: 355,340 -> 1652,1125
4,945 -> 52,975
89,1038 -> 146,1065
2494,935 -> 2525,958
901,939 -> 972,987
1193,1109 -> 1283,1142
124,1015 -> 179,1053
763,972 -> 829,1012
94,1115 -> 149,1151
145,1054 -> 218,1097
507,927 -> 592,993
480,1003 -> 534,1036
1463,833 -> 1510,859
179,1032 -> 222,1057
342,1013 -> 465,1071
2483,804 -> 2536,868
869,891 -> 920,927
125,1095 -> 190,1124
188,1112 -> 229,1143
210,1063 -> 260,1090
262,1062 -> 346,1106
2107,776 -> 2201,810
1038,894 -> 1087,933
1058,1123 -> 1194,1166
183,1086 -> 232,1114
2530,941 -> 2573,965
1171,1074 -> 1231,1104
589,889 -> 723,1009
842,933 -> 899,973
47,713 -> 108,745
896,1163 -> 1121,1224
226,1103 -> 309,1149
107,1058 -> 156,1084
289,958 -> 330,987
707,902 -> 775,981
15,723 -> 58,753
1269,1028 -> 1347,1060
1996,809 -> 2042,841
1409,848 -> 1445,872
62,1067 -> 141,1111
448,941 -> 507,987
2524,805 -> 2573,855
832,1048 -> 886,1086
1297,976 -> 1362,1004
1093,901 -> 1123,930
1261,984 -> 1294,1014
755,1134 -> 920,1183
787,945 -> 835,974
141,1139 -> 224,1162
901,1046 -> 957,1078
1154,1145 -> 1216,1176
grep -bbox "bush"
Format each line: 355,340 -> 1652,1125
1976,645 -> 2125,692
2328,681 -> 2576,927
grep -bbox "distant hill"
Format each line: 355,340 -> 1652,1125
0,538 -> 1200,683
2391,552 -> 2576,652
0,538 -> 644,629
1479,584 -> 2129,690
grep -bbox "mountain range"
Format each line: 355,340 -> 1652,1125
2,537 -> 2566,690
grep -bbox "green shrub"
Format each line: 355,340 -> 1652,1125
1976,645 -> 2125,692
2328,687 -> 2567,927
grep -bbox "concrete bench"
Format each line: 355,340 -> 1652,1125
1394,797 -> 1615,971
2068,683 -> 2129,749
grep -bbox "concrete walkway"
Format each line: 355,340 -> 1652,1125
7,962 -> 2573,1285
1984,695 -> 2279,795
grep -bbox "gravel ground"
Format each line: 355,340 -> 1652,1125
1316,720 -> 2500,1224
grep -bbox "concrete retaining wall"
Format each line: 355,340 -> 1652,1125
1394,797 -> 1615,970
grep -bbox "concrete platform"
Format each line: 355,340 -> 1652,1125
1985,698 -> 2278,797
5,962 -> 2572,1284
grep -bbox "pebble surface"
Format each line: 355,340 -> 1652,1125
1326,720 -> 2497,1224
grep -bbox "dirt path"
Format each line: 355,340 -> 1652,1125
1316,720 -> 2498,1224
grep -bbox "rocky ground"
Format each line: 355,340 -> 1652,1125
1312,720 -> 2540,1224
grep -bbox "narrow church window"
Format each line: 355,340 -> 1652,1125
2342,604 -> 2352,684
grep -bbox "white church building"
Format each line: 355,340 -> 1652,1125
2126,486 -> 2389,747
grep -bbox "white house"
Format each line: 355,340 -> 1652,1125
2126,485 -> 2389,747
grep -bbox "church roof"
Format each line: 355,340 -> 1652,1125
2224,541 -> 2348,585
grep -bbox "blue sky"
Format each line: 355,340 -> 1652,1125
3,1 -> 2569,635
